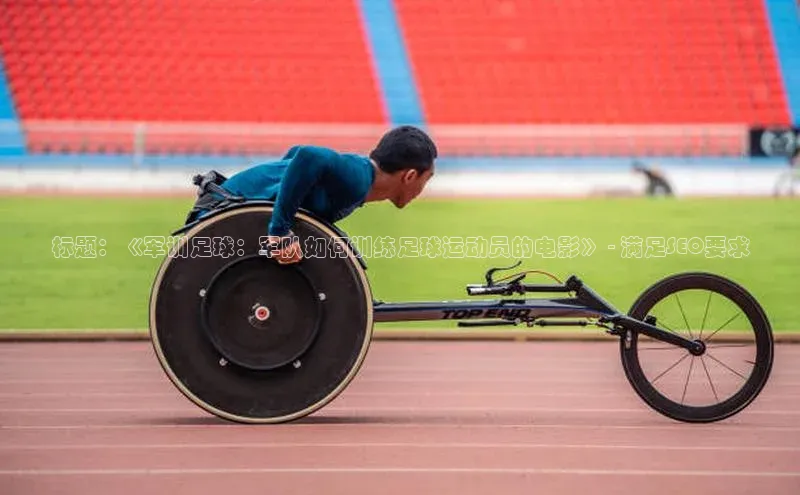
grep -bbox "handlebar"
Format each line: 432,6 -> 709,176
466,263 -> 577,296
466,282 -> 574,296
465,284 -> 515,296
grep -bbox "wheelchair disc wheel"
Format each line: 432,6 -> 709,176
148,205 -> 374,424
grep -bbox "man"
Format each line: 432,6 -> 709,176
632,160 -> 673,197
773,145 -> 800,197
191,125 -> 437,263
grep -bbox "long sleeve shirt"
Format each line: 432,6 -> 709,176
220,145 -> 376,236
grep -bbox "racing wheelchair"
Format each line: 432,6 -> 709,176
149,177 -> 774,425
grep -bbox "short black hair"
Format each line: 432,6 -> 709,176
369,125 -> 437,174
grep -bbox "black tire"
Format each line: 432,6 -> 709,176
620,272 -> 774,423
149,205 -> 374,424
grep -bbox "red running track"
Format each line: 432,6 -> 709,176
0,341 -> 798,494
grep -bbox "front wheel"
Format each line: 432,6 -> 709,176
620,272 -> 774,423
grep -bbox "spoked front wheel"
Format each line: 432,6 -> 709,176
620,272 -> 774,423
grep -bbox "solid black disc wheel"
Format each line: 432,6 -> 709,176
620,272 -> 773,423
148,205 -> 374,424
200,255 -> 322,371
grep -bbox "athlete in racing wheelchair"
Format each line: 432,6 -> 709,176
185,125 -> 437,264
150,126 -> 773,425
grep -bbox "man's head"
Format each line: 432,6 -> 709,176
370,125 -> 437,208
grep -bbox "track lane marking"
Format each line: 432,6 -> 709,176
5,423 -> 800,431
0,467 -> 798,477
0,406 -> 797,415
2,442 -> 798,452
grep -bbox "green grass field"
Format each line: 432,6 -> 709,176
0,196 -> 798,331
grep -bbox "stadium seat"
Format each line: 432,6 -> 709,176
0,0 -> 792,156
394,0 -> 790,126
1,0 -> 385,153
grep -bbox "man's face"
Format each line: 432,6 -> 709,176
391,167 -> 434,208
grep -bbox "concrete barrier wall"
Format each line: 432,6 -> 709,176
0,157 -> 792,197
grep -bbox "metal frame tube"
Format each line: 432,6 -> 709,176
607,315 -> 702,353
373,298 -> 615,323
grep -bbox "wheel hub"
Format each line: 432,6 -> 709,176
200,255 -> 322,371
688,339 -> 706,356
247,302 -> 272,329
254,305 -> 270,321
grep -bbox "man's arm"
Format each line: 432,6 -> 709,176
268,146 -> 338,237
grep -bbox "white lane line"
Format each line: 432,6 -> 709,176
0,379 -> 164,384
0,392 -> 176,398
0,389 -> 636,399
1,442 -> 798,452
1,391 -> 793,400
0,361 -> 617,367
0,406 -> 797,415
0,370 -> 157,374
2,378 -> 798,386
0,467 -> 798,477
4,423 -> 800,432
0,360 -> 145,365
3,367 -> 745,374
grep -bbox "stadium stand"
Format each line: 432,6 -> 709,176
395,0 -> 789,126
0,0 -> 793,156
0,0 -> 384,154
1,0 -> 383,123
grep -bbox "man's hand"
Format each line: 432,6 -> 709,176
266,235 -> 303,265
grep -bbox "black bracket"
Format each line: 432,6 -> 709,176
485,260 -> 523,286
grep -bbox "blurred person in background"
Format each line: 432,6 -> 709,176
632,160 -> 674,197
186,125 -> 437,263
773,145 -> 800,197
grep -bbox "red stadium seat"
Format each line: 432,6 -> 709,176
395,0 -> 790,126
0,0 -> 385,128
0,0 -> 792,156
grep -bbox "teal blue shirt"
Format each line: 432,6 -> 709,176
221,145 -> 375,236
